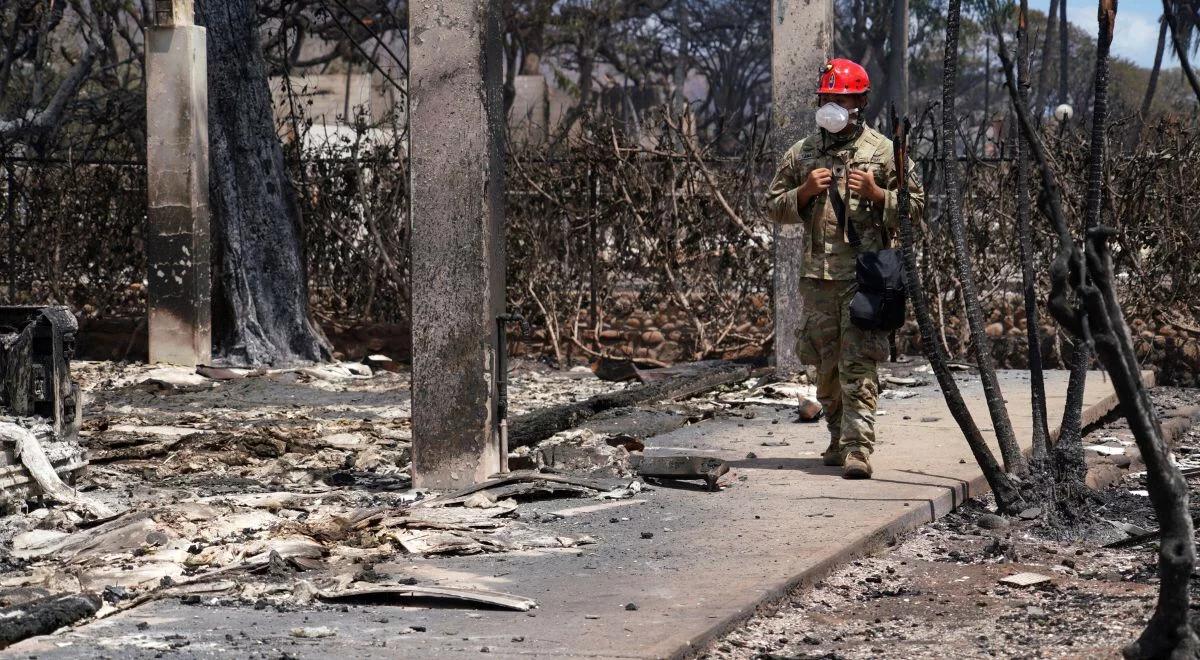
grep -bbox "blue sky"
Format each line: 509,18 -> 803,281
1025,0 -> 1170,68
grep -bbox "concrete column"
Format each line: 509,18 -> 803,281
771,0 -> 833,376
409,0 -> 506,489
146,0 -> 211,366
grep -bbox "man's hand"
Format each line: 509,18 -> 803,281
797,167 -> 833,207
848,168 -> 886,205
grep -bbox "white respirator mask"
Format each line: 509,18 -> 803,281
815,102 -> 853,133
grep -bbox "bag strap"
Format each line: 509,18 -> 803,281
833,168 -> 895,252
851,132 -> 895,251
829,172 -> 862,252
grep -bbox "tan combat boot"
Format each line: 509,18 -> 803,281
842,450 -> 873,479
822,439 -> 844,466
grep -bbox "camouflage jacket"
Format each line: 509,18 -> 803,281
765,125 -> 925,281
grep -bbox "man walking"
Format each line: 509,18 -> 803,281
766,58 -> 925,479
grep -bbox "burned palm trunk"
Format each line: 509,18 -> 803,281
891,111 -> 1024,513
998,4 -> 1200,655
1032,0 -> 1058,118
941,0 -> 1026,476
1139,16 -> 1168,119
1014,0 -> 1050,460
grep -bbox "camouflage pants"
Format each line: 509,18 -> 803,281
796,278 -> 889,455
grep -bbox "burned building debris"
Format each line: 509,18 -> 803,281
0,307 -> 90,514
0,306 -> 81,439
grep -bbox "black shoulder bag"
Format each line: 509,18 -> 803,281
828,174 -> 907,332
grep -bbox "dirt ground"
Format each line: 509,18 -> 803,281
705,387 -> 1200,660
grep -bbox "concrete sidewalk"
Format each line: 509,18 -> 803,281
6,370 -> 1119,659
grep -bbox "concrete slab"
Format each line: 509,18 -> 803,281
5,370 -> 1119,659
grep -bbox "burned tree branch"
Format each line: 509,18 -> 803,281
940,0 -> 1026,476
1013,0 -> 1051,459
0,41 -> 99,144
891,108 -> 1025,513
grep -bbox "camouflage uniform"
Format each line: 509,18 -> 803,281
766,125 -> 925,458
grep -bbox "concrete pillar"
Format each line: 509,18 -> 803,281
409,0 -> 506,489
771,0 -> 834,376
146,0 -> 211,367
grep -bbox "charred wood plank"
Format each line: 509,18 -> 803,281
508,362 -> 751,449
0,592 -> 101,649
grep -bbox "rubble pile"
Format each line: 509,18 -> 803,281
0,359 -> 655,641
0,351 -> 922,649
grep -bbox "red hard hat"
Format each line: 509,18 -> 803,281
817,59 -> 870,95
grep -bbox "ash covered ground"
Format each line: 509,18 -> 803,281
0,360 -> 645,620
706,387 -> 1200,660
2,358 -> 1196,658
0,357 -> 783,646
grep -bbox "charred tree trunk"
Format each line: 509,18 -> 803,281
891,109 -> 1025,513
1140,15 -> 1168,118
1015,0 -> 1050,460
1054,339 -> 1089,483
1163,0 -> 1200,105
1000,3 -> 1200,655
203,0 -> 332,367
1088,5 -> 1198,640
1058,0 -> 1069,105
1033,0 -> 1058,117
888,0 -> 910,119
941,0 -> 1027,476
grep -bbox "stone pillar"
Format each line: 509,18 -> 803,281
771,0 -> 833,376
146,0 -> 211,367
409,0 -> 506,489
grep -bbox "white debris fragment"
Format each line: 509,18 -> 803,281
999,572 -> 1053,587
137,367 -> 212,391
596,480 -> 643,500
1084,445 -> 1126,456
720,381 -> 817,406
300,362 -> 373,381
464,492 -> 501,509
882,376 -> 920,387
5,421 -> 116,519
290,626 -> 337,639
